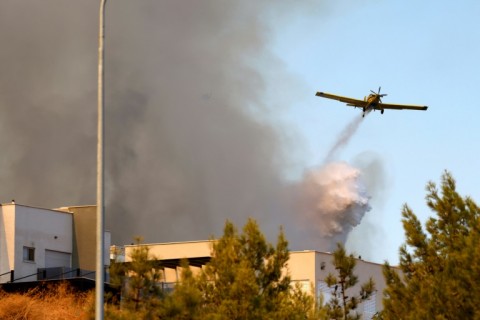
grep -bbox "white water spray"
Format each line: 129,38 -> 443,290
293,112 -> 372,249
297,162 -> 371,245
324,112 -> 369,163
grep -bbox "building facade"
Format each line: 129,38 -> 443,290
288,250 -> 385,319
121,240 -> 387,318
0,203 -> 110,284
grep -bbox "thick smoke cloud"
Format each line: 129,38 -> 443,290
0,1 -> 373,250
0,1 -> 307,245
0,2 -> 98,205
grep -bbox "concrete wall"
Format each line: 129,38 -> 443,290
1,203 -> 111,284
58,205 -> 111,271
288,250 -> 317,294
0,204 -> 73,283
353,258 -> 388,315
62,205 -> 96,270
0,205 -> 15,282
124,240 -> 212,283
289,250 -> 385,319
125,240 -> 212,262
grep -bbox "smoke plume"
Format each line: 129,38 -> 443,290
0,1 -> 311,245
0,1 -> 373,251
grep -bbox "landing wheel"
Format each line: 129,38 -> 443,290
381,109 -> 384,114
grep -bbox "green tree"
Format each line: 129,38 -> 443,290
163,218 -> 315,319
108,237 -> 163,319
381,171 -> 480,319
323,243 -> 375,320
159,259 -> 204,320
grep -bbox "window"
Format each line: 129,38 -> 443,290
317,280 -> 333,305
363,292 -> 377,320
23,247 -> 35,262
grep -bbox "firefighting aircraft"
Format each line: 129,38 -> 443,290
316,87 -> 428,117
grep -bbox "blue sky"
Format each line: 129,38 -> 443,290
2,1 -> 477,265
271,1 -> 480,263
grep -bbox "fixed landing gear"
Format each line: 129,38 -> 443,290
381,109 -> 384,114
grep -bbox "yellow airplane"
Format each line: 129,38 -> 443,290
316,87 -> 428,117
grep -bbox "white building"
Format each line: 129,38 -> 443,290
0,203 -> 110,284
122,241 -> 388,318
289,250 -> 384,319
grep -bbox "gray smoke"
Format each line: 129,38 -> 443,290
345,151 -> 388,260
0,1 -> 374,251
0,1 -> 318,245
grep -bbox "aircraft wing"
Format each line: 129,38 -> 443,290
380,103 -> 428,111
315,92 -> 368,108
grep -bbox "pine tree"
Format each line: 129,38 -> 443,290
108,237 -> 163,318
381,171 -> 480,319
323,243 -> 375,320
159,259 -> 204,320
163,218 -> 315,319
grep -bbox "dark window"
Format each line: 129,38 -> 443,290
23,247 -> 35,262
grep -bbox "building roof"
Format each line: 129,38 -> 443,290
1,202 -> 73,215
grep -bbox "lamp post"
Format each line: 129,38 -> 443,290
96,0 -> 107,319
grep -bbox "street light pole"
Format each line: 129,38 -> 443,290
96,0 -> 107,319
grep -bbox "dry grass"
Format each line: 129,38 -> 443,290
0,283 -> 93,320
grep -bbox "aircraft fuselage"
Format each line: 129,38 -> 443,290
363,95 -> 382,115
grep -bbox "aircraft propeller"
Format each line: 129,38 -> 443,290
371,86 -> 387,102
